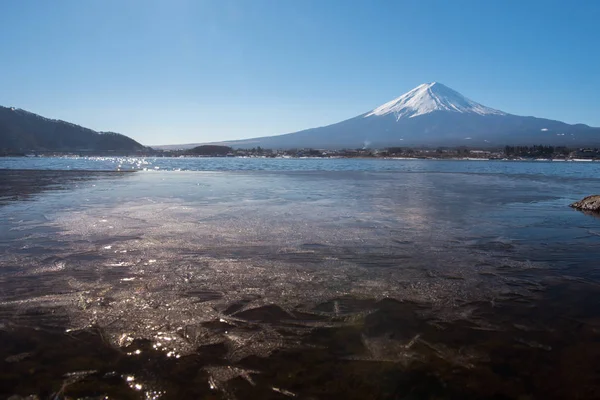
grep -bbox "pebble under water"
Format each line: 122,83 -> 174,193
0,164 -> 600,399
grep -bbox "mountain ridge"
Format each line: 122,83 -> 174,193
0,106 -> 146,153
200,83 -> 600,149
4,83 -> 600,152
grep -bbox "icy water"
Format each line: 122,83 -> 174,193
1,158 -> 600,400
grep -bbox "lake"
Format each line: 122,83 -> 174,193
1,157 -> 599,399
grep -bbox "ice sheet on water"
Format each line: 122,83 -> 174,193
4,168 -> 593,388
0,189 -> 551,362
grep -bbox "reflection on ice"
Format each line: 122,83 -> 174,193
0,171 -> 564,361
1,169 -> 600,399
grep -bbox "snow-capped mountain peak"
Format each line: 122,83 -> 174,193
364,82 -> 506,120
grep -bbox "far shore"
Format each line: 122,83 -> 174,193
2,154 -> 599,162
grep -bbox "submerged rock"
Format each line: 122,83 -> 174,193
570,195 -> 600,212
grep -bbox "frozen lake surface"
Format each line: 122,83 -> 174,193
0,158 -> 599,399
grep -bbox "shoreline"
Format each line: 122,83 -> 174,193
2,155 -> 600,162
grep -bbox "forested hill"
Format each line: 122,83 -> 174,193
0,106 -> 146,153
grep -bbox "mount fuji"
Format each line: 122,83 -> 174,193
218,82 -> 600,149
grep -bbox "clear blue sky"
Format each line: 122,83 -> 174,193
1,0 -> 598,145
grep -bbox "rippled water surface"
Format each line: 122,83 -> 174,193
2,155 -> 600,176
0,158 -> 599,399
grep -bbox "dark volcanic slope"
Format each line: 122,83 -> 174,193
0,106 -> 146,152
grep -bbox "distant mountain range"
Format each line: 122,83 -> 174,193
0,106 -> 145,153
4,83 -> 600,153
178,82 -> 598,149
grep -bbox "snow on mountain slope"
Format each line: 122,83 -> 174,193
181,82 -> 600,149
364,82 -> 506,120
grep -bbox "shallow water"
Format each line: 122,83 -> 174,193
0,159 -> 599,399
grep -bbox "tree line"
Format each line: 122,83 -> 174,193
503,145 -> 570,157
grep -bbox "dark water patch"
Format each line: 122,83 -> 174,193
0,169 -> 133,207
576,210 -> 600,219
0,305 -> 71,331
234,305 -> 295,322
229,283 -> 600,399
0,274 -> 75,302
224,298 -> 260,316
0,280 -> 599,399
0,328 -> 179,399
311,297 -> 379,317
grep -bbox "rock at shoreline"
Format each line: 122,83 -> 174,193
570,195 -> 600,212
